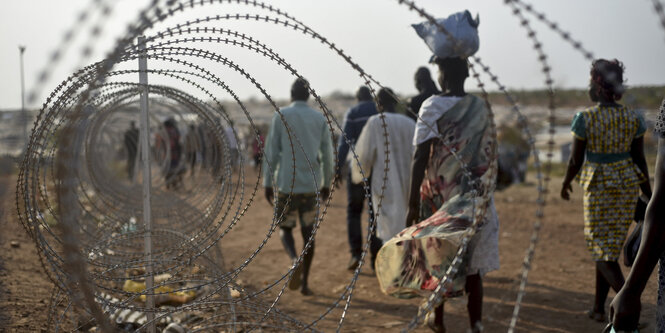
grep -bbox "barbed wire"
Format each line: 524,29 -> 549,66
13,0 -> 663,332
19,0 -> 536,326
652,0 -> 665,42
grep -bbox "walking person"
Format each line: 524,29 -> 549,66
610,98 -> 665,332
160,118 -> 183,190
263,78 -> 334,296
124,121 -> 139,180
252,129 -> 265,171
224,125 -> 239,171
407,67 -> 440,121
375,56 -> 499,333
561,59 -> 652,323
350,87 -> 416,270
337,86 -> 380,270
185,124 -> 199,177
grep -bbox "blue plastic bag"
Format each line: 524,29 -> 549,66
412,10 -> 480,60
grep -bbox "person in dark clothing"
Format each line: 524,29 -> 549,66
610,98 -> 665,331
252,130 -> 265,171
407,66 -> 441,121
185,124 -> 199,176
124,121 -> 139,180
336,86 -> 381,270
161,118 -> 182,189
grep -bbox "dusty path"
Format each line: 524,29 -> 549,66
0,169 -> 660,332
223,170 -> 659,333
0,175 -> 52,332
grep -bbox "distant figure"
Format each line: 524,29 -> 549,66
224,125 -> 239,170
407,66 -> 441,121
209,120 -> 223,177
262,78 -> 334,296
561,59 -> 651,323
159,118 -> 183,190
350,87 -> 416,269
610,98 -> 665,331
496,125 -> 530,190
336,86 -> 379,271
124,121 -> 139,180
252,130 -> 265,171
197,123 -> 208,169
185,124 -> 199,176
376,57 -> 499,333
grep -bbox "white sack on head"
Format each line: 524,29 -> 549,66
412,10 -> 480,60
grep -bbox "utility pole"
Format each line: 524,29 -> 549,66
19,46 -> 27,153
137,36 -> 156,333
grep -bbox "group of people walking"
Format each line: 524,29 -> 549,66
259,56 -> 664,333
261,53 -> 500,331
112,9 -> 664,331
116,12 -> 665,330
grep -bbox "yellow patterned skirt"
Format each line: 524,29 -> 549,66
583,186 -> 638,261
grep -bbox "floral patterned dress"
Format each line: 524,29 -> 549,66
375,95 -> 498,299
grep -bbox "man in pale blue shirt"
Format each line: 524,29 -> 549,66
263,78 -> 334,296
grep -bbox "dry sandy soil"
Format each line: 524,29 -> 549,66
0,168 -> 660,333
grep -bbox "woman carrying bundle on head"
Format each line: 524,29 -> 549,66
375,11 -> 499,333
561,59 -> 652,323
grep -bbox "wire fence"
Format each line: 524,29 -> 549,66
12,0 -> 663,332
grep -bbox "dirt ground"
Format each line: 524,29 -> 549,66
0,167 -> 660,332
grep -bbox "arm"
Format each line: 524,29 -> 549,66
408,97 -> 419,116
320,120 -> 334,199
630,136 -> 652,198
561,137 -> 586,200
405,139 -> 432,227
611,138 -> 665,330
336,112 -> 352,181
263,114 -> 282,204
350,119 -> 376,184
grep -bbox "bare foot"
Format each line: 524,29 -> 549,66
300,286 -> 313,296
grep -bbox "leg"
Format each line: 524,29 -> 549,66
297,193 -> 319,295
281,227 -> 305,292
596,260 -> 625,292
189,153 -> 196,176
276,193 -> 304,291
593,264 -> 610,317
300,225 -> 315,295
346,180 -> 365,266
366,191 -> 382,270
279,227 -> 297,260
127,156 -> 135,179
466,273 -> 483,330
428,302 -> 445,333
369,232 -> 382,271
588,261 -> 624,320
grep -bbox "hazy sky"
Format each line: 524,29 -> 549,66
1,0 -> 664,109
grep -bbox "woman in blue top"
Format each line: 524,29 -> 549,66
561,59 -> 652,322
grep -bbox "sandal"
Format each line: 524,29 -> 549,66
586,309 -> 606,322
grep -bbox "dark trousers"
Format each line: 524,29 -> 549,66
346,178 -> 383,261
127,155 -> 136,179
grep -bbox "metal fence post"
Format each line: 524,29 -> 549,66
137,35 -> 156,333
